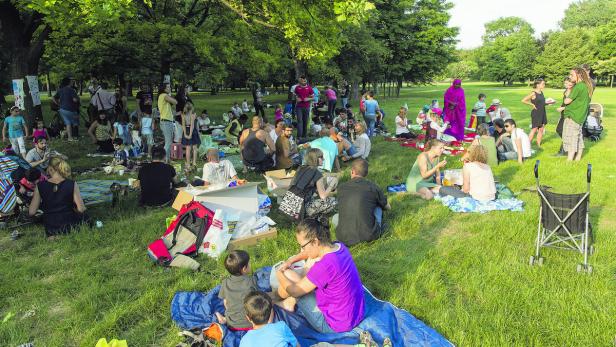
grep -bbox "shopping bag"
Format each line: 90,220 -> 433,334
199,209 -> 232,258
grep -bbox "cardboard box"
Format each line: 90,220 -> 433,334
264,169 -> 295,192
173,183 -> 261,220
228,228 -> 277,250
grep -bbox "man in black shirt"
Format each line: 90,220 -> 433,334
135,84 -> 154,117
335,159 -> 390,246
138,146 -> 177,206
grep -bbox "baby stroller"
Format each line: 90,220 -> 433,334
0,157 -> 38,232
530,160 -> 593,273
583,103 -> 603,141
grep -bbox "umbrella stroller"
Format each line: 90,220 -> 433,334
583,103 -> 603,141
530,160 -> 593,273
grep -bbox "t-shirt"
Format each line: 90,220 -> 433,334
55,86 -> 79,112
136,91 -> 154,115
364,99 -> 379,116
202,160 -> 237,184
26,148 -> 50,169
511,128 -> 532,158
351,133 -> 371,159
219,274 -> 257,329
114,148 -> 129,166
239,321 -> 298,347
306,243 -> 365,333
464,162 -> 496,201
312,87 -> 320,104
325,89 -> 337,101
337,178 -> 388,246
474,100 -> 487,118
91,88 -> 116,111
141,117 -> 153,135
395,116 -> 409,135
276,136 -> 293,169
294,85 -> 314,108
5,115 -> 26,138
138,162 -> 176,206
310,136 -> 338,172
564,82 -> 591,125
158,93 -> 174,121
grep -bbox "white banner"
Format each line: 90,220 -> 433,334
11,79 -> 25,110
163,74 -> 171,84
26,75 -> 41,106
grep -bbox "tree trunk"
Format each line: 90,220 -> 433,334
292,58 -> 307,79
126,80 -> 133,97
9,51 -> 43,125
396,78 -> 402,98
352,80 -> 360,101
46,73 -> 52,97
160,59 -> 171,84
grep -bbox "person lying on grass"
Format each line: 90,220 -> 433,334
276,218 -> 365,334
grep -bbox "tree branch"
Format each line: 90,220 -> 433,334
181,0 -> 199,26
195,2 -> 212,28
217,0 -> 276,28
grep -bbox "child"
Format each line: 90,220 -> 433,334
416,105 -> 430,124
112,138 -> 129,167
18,168 -> 45,203
242,99 -> 250,113
197,109 -> 210,134
428,111 -> 455,142
431,98 -> 440,110
130,117 -> 142,153
2,106 -> 28,158
274,104 -> 283,121
239,291 -> 299,347
140,112 -> 155,159
215,250 -> 258,330
113,113 -> 133,146
32,120 -> 50,142
474,93 -> 487,127
181,102 -> 201,170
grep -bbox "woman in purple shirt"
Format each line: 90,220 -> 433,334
276,218 -> 365,333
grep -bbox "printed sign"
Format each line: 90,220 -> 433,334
26,75 -> 41,106
11,79 -> 25,110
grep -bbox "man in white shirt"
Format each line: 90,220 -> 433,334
200,149 -> 239,185
90,82 -> 117,122
230,102 -> 242,118
496,119 -> 531,164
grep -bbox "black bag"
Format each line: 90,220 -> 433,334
278,168 -> 318,220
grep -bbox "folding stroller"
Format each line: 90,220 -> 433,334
530,160 -> 593,273
583,103 -> 603,142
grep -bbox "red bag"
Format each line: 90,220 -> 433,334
171,143 -> 183,160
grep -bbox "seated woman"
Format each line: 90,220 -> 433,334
88,111 -> 114,153
329,127 -> 357,160
28,158 -> 89,239
440,145 -> 496,201
395,106 -> 415,139
275,218 -> 365,333
406,139 -> 447,200
342,121 -> 371,162
467,123 -> 498,167
289,148 -> 337,218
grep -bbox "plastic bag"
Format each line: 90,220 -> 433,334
232,216 -> 276,239
95,338 -> 128,347
199,209 -> 232,258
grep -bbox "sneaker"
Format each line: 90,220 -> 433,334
10,230 -> 21,240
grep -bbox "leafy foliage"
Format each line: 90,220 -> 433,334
560,0 -> 616,30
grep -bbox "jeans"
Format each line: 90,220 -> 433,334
374,206 -> 383,227
254,102 -> 265,121
365,114 -> 376,137
327,99 -> 337,120
59,109 -> 80,126
342,97 -> 348,108
296,292 -> 334,334
160,120 -> 175,162
296,106 -> 310,138
497,136 -> 517,161
439,186 -> 469,198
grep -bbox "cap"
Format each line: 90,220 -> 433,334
492,99 -> 501,105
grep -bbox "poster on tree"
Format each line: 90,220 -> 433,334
12,79 -> 25,110
163,75 -> 171,84
26,75 -> 41,106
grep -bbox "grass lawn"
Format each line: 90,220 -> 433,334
1,82 -> 615,346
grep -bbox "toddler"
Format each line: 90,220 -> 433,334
215,250 -> 258,330
238,291 -> 299,347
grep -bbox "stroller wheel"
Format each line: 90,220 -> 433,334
537,257 -> 544,266
529,256 -> 535,266
589,245 -> 595,255
587,265 -> 593,274
577,264 -> 582,273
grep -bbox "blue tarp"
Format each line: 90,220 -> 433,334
171,267 -> 452,347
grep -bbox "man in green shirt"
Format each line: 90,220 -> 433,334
558,68 -> 593,161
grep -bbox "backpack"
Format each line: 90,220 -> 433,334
278,167 -> 318,220
147,201 -> 214,266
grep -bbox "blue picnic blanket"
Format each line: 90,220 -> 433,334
78,179 -> 128,206
434,195 -> 524,213
171,267 -> 452,347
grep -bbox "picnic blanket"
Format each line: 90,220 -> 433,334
400,140 -> 466,156
171,267 -> 452,347
78,179 -> 128,206
434,195 -> 524,213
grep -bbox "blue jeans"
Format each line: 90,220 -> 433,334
374,206 -> 383,227
160,120 -> 175,162
364,114 -> 376,137
59,109 -> 79,126
347,144 -> 358,157
342,97 -> 348,108
296,292 -> 334,334
295,106 -> 310,138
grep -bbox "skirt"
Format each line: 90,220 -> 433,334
181,127 -> 202,146
562,117 -> 584,153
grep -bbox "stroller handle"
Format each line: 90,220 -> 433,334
587,164 -> 592,183
534,160 -> 540,179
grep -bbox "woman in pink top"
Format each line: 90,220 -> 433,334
325,85 -> 337,121
276,218 -> 365,333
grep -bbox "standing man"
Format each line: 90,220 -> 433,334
252,83 -> 266,121
53,77 -> 80,141
90,82 -> 117,124
341,81 -> 350,109
336,159 -> 390,246
293,76 -> 314,139
157,83 -> 177,163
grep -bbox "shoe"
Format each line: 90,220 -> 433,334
552,152 -> 566,157
10,230 -> 21,240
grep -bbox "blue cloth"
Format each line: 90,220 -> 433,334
434,195 -> 524,213
240,321 -> 298,347
5,116 -> 26,138
387,183 -> 407,193
309,137 -> 338,172
171,267 -> 452,347
364,100 -> 379,116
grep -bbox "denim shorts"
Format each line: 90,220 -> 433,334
59,109 -> 80,126
347,144 -> 358,157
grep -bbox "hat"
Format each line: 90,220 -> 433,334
9,105 -> 20,112
492,99 -> 501,105
422,104 -> 430,113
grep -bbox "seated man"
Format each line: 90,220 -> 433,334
138,146 -> 178,206
336,159 -> 390,246
239,116 -> 275,172
198,148 -> 239,186
307,127 -> 339,172
275,124 -> 301,169
26,136 -> 66,171
332,108 -> 350,138
496,119 -> 531,164
491,118 -> 506,141
329,127 -> 357,160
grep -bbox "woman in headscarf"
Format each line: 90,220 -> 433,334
443,79 -> 466,141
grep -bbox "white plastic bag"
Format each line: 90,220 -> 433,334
199,209 -> 233,258
232,216 -> 276,239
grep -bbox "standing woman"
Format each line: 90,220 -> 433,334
522,78 -> 547,147
443,79 -> 466,141
157,83 -> 178,163
558,68 -> 593,161
181,102 -> 200,171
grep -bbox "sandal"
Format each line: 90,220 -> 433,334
360,331 -> 375,347
383,337 -> 393,347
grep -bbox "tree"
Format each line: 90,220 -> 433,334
533,28 -> 596,85
560,0 -> 616,30
444,60 -> 479,81
593,20 -> 616,60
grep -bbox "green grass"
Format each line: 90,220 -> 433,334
1,83 -> 615,346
